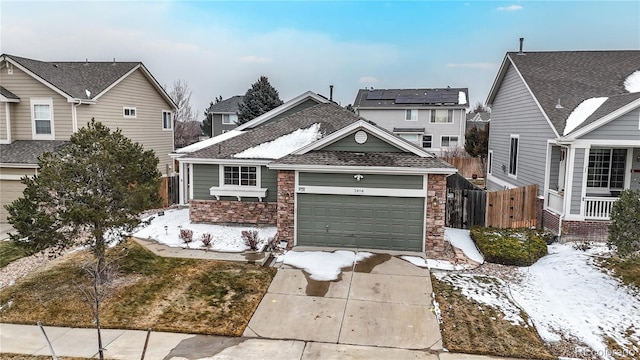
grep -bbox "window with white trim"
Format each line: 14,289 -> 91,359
222,114 -> 238,125
405,109 -> 417,121
587,148 -> 626,189
487,150 -> 493,175
422,135 -> 433,148
123,107 -> 136,118
509,135 -> 519,176
30,98 -> 54,139
430,109 -> 453,123
398,133 -> 419,142
223,166 -> 257,186
441,135 -> 459,147
162,111 -> 172,130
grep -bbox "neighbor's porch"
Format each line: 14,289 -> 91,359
544,145 -> 640,221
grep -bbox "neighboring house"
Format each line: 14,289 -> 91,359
0,54 -> 177,221
466,111 -> 490,130
485,50 -> 640,240
204,95 -> 244,137
172,92 -> 456,254
353,88 -> 469,154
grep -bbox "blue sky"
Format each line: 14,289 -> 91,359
2,1 -> 639,116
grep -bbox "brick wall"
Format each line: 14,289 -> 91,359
277,170 -> 296,248
426,174 -> 447,257
542,210 -> 560,235
561,219 -> 610,242
190,199 -> 277,225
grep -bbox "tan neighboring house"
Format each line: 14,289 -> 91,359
0,54 -> 177,222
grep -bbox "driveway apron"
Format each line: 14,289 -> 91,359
244,254 -> 442,350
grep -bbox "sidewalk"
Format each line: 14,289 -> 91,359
0,323 -> 522,360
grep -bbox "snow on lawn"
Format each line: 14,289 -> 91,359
233,124 -> 321,159
509,243 -> 640,359
433,272 -> 530,326
624,70 -> 640,93
563,97 -> 608,135
281,250 -> 373,281
132,208 -> 277,252
401,256 -> 469,271
445,227 -> 484,264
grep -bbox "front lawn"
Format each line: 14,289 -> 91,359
0,239 -> 276,336
0,241 -> 32,268
600,256 -> 640,290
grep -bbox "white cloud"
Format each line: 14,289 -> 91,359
446,63 -> 498,70
497,5 -> 523,11
239,55 -> 272,64
359,76 -> 379,84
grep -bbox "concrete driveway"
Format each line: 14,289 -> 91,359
244,253 -> 442,351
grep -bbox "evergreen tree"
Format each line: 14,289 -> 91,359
5,119 -> 162,360
608,189 -> 640,257
201,96 -> 223,137
464,123 -> 489,158
237,76 -> 283,124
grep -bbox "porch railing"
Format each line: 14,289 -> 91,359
584,196 -> 618,220
546,190 -> 564,215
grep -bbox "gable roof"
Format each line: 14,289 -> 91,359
0,140 -> 68,165
486,51 -> 640,136
206,95 -> 244,114
234,91 -> 330,131
0,86 -> 19,102
353,88 -> 469,108
1,54 -> 176,108
564,94 -> 640,138
182,102 -> 362,161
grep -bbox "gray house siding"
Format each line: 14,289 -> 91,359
210,113 -> 238,137
487,64 -> 557,196
548,146 -> 561,191
579,108 -> 640,140
323,131 -> 403,152
299,172 -> 423,189
192,164 -> 276,202
570,148 -> 585,215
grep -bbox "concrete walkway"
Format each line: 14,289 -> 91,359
0,323 -> 522,360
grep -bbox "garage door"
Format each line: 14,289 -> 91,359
297,194 -> 424,251
0,180 -> 26,222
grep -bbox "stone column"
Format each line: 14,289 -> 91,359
425,174 -> 447,257
277,170 -> 296,248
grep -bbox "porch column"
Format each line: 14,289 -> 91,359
277,170 -> 295,249
425,174 -> 447,256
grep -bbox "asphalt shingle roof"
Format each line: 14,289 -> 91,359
572,92 -> 640,133
206,95 -> 244,113
353,88 -> 469,108
273,151 -> 455,170
187,103 -> 364,160
506,51 -> 640,135
3,54 -> 140,100
0,140 -> 69,164
0,86 -> 19,100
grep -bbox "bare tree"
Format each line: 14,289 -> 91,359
167,80 -> 200,148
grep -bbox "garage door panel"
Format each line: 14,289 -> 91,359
297,194 -> 424,251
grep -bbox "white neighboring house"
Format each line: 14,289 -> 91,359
352,87 -> 469,155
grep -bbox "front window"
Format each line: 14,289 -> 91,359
30,98 -> 54,139
509,135 -> 519,176
224,166 -> 257,186
422,135 -> 433,148
222,114 -> 238,125
398,134 -> 419,142
162,111 -> 172,130
587,148 -> 626,189
405,109 -> 417,121
441,136 -> 459,148
430,109 -> 453,123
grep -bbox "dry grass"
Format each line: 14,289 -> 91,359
600,256 -> 640,290
0,240 -> 276,336
0,241 -> 32,268
431,274 -> 555,360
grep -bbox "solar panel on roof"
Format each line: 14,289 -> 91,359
395,94 -> 412,103
366,91 -> 384,100
426,91 -> 458,104
408,95 -> 428,104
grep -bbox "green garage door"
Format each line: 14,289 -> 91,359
297,194 -> 425,251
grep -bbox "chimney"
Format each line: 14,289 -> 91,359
329,85 -> 334,101
518,37 -> 525,54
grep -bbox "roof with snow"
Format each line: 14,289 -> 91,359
353,88 -> 469,108
488,51 -> 640,136
0,140 -> 69,164
185,103 -> 364,160
205,95 -> 244,114
568,92 -> 640,134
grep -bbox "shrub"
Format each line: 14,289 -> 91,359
179,229 -> 193,248
241,229 -> 260,251
608,189 -> 640,257
470,227 -> 549,266
201,233 -> 212,251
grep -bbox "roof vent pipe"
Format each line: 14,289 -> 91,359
518,37 -> 524,54
329,85 -> 334,101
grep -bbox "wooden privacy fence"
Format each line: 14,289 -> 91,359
441,157 -> 485,179
159,175 -> 179,207
486,184 -> 538,228
446,173 -> 486,229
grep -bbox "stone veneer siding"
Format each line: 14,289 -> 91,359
425,174 -> 447,257
277,170 -> 296,248
190,199 -> 277,225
